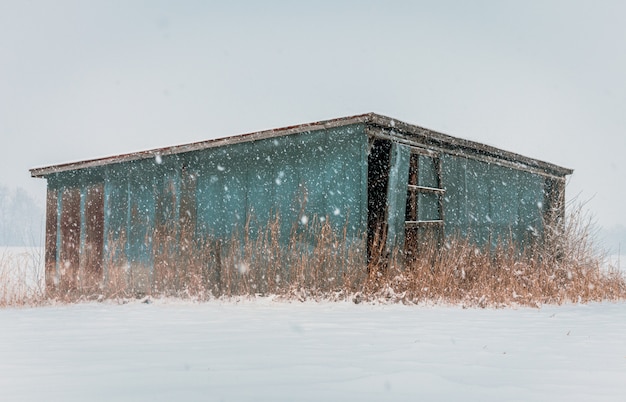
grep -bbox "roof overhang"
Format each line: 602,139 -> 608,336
30,113 -> 573,179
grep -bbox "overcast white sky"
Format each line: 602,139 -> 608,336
1,0 -> 624,230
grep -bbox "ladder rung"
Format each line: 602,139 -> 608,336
405,220 -> 444,227
407,185 -> 445,194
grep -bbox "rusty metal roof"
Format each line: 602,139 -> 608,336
29,113 -> 573,178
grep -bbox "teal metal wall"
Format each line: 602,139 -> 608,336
45,125 -> 556,285
384,142 -> 547,251
189,125 -> 369,243
441,153 -> 545,246
47,124 -> 369,276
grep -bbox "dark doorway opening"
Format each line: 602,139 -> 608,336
367,138 -> 391,263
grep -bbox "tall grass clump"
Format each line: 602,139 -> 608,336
41,215 -> 369,303
363,203 -> 626,307
13,203 -> 626,307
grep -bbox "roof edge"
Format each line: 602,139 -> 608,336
30,112 -> 573,178
30,113 -> 374,178
366,114 -> 573,178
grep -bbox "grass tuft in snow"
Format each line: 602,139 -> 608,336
362,202 -> 626,307
0,247 -> 44,307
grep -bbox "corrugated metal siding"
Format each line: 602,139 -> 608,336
45,123 -> 368,290
103,169 -> 128,267
59,187 -> 81,289
441,154 -> 545,247
40,117 -> 565,291
382,147 -> 548,252
385,143 -> 411,251
188,124 -> 368,244
127,167 -> 155,269
81,183 -> 104,278
44,188 -> 58,290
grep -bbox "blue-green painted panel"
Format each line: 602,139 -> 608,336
155,170 -> 180,228
196,169 -> 226,238
440,154 -> 467,235
517,170 -> 544,244
127,164 -> 155,267
441,154 -> 546,247
418,192 -> 440,221
103,169 -> 128,266
386,142 -> 410,251
419,155 -> 438,189
190,125 -> 367,247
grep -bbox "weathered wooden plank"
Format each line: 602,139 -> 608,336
59,187 -> 81,291
103,171 -> 129,271
45,188 -> 58,291
406,153 -> 419,222
153,171 -> 180,292
180,165 -> 197,245
435,156 -> 445,234
82,183 -> 104,279
385,142 -> 410,252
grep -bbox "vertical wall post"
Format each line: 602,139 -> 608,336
44,187 -> 58,293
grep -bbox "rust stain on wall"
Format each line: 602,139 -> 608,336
45,188 -> 58,290
82,183 -> 104,278
154,175 -> 179,290
59,187 -> 81,290
180,166 -> 197,245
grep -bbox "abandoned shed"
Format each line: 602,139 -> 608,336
31,113 -> 572,292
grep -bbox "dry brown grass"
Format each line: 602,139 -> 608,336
0,247 -> 44,307
145,215 -> 368,301
363,204 -> 626,307
3,205 -> 626,307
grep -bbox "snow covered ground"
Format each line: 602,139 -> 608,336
1,298 -> 625,402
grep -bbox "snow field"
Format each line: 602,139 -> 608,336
1,299 -> 625,402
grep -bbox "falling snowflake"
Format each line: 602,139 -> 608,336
275,171 -> 285,185
236,262 -> 249,274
